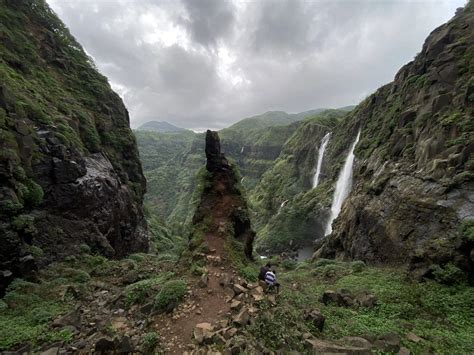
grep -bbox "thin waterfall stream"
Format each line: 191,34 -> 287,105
324,130 -> 361,236
313,132 -> 331,188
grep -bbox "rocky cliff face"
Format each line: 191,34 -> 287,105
0,0 -> 148,293
317,3 -> 473,280
191,130 -> 254,259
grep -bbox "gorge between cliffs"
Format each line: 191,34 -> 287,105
0,0 -> 473,354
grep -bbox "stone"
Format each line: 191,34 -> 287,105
341,336 -> 373,349
52,310 -> 81,329
357,293 -> 377,308
121,271 -> 139,285
406,332 -> 423,343
95,337 -> 115,352
232,308 -> 249,326
399,346 -> 411,355
194,323 -> 214,345
267,294 -> 277,306
39,347 -> 60,355
321,290 -> 344,306
233,284 -> 247,295
223,327 -> 239,340
223,287 -> 235,298
305,338 -> 370,353
117,336 -> 134,353
230,300 -> 242,310
198,273 -> 208,288
304,309 -> 325,332
375,333 -> 401,353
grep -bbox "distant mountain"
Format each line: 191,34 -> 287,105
137,121 -> 187,133
226,109 -> 323,132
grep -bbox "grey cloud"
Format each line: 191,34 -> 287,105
179,0 -> 235,48
47,0 -> 466,131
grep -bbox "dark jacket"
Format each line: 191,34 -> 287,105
259,265 -> 270,281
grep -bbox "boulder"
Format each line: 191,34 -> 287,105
232,308 -> 249,326
233,284 -> 247,295
95,337 -> 115,352
374,333 -> 401,353
194,323 -> 214,345
230,300 -> 242,311
406,332 -> 423,343
304,309 -> 325,332
304,338 -> 371,354
117,336 -> 134,353
52,310 -> 81,329
356,292 -> 377,308
341,336 -> 373,349
321,290 -> 344,306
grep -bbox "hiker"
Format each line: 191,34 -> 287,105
264,269 -> 280,293
258,262 -> 271,281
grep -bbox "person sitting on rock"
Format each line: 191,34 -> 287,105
264,269 -> 280,293
259,263 -> 271,281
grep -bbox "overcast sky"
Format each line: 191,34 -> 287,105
47,0 -> 465,131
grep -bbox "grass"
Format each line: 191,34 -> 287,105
247,260 -> 474,353
124,272 -> 174,307
0,279 -> 72,350
153,280 -> 187,311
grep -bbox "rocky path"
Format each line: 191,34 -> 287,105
152,234 -> 233,353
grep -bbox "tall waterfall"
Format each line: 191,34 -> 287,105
313,132 -> 331,188
324,130 -> 361,236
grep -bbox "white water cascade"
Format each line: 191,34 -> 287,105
324,130 -> 361,236
312,132 -> 331,188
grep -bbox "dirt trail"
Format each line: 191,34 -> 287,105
152,183 -> 238,353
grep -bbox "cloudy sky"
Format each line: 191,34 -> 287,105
47,0 -> 465,131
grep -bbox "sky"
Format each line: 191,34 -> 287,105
47,0 -> 466,131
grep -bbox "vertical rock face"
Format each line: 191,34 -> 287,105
0,0 -> 148,294
191,131 -> 254,259
317,2 -> 474,281
205,130 -> 230,172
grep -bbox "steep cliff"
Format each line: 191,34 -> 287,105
314,3 -> 473,280
249,110 -> 347,253
0,0 -> 148,293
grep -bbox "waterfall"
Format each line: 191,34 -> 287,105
324,130 -> 361,236
313,132 -> 331,188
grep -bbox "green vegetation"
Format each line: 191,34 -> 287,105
141,332 -> 160,354
153,280 -> 187,311
247,260 -> 474,353
125,272 -> 174,306
0,278 -> 70,350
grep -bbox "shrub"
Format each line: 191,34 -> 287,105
154,280 -> 186,311
11,214 -> 36,233
125,272 -> 174,306
128,254 -> 145,262
141,332 -> 159,354
23,179 -> 44,207
239,265 -> 258,282
431,263 -> 466,285
79,243 -> 91,254
26,245 -> 44,258
62,268 -> 91,283
351,260 -> 366,273
460,220 -> 474,242
282,259 -> 297,270
313,258 -> 337,268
